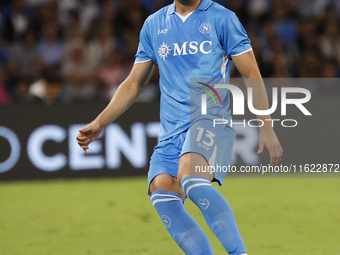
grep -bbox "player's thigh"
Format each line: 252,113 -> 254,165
178,153 -> 213,182
178,119 -> 235,184
148,132 -> 186,198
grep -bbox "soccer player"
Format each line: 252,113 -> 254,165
77,0 -> 283,254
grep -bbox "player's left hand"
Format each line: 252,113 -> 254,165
257,128 -> 283,166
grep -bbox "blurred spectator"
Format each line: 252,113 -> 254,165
13,77 -> 29,103
58,0 -> 80,27
297,18 -> 318,56
88,21 -> 116,70
322,62 -> 338,78
248,0 -> 270,18
2,0 -> 33,43
318,65 -> 340,93
0,68 -> 12,105
114,0 -> 147,52
270,50 -> 291,78
58,0 -> 99,37
299,46 -> 323,78
62,38 -> 97,102
142,0 -> 172,14
37,21 -> 63,67
78,0 -> 100,33
318,20 -> 340,67
97,50 -> 127,101
1,0 -> 340,106
154,0 -> 172,13
0,44 -> 7,68
120,6 -> 146,58
226,0 -> 248,25
0,1 -> 12,10
7,29 -> 40,80
29,1 -> 59,35
271,1 -> 298,46
63,9 -> 83,41
28,67 -> 63,104
100,0 -> 118,25
0,13 -> 4,42
314,0 -> 340,17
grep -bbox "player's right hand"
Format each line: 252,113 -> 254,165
76,121 -> 103,153
257,128 -> 283,166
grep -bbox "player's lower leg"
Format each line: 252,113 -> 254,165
181,176 -> 247,255
151,190 -> 214,255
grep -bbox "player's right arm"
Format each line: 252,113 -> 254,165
76,61 -> 156,153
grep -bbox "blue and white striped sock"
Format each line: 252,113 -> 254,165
181,176 -> 247,255
151,190 -> 214,255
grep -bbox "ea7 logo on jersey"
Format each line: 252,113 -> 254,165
158,29 -> 168,35
158,41 -> 213,60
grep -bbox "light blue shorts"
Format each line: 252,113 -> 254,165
148,119 -> 235,195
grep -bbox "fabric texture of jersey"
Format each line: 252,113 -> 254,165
135,0 -> 252,142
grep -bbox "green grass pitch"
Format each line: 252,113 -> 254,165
0,177 -> 339,255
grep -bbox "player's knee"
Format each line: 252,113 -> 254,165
177,171 -> 190,184
149,174 -> 183,197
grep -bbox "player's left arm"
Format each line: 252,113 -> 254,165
232,51 -> 283,166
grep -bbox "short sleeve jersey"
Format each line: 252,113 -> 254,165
135,0 -> 252,141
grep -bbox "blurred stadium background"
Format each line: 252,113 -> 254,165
0,0 -> 339,254
0,0 -> 339,105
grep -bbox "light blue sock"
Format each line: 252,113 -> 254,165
151,190 -> 214,255
181,176 -> 247,255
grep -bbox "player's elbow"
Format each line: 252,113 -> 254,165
117,77 -> 142,96
241,69 -> 262,79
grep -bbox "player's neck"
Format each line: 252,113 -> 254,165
175,0 -> 202,16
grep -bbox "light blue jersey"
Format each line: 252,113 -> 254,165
135,0 -> 252,141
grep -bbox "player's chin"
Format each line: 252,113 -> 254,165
177,0 -> 195,6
